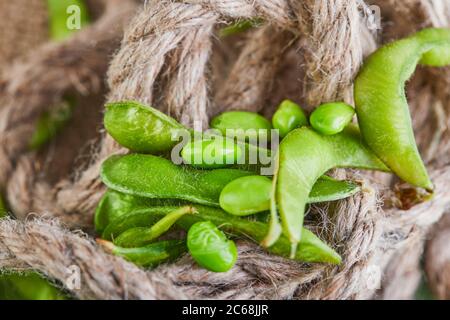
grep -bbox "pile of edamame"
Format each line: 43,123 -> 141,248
96,28 -> 450,272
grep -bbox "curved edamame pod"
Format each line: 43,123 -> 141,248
264,125 -> 389,251
354,28 -> 450,191
100,154 -> 253,207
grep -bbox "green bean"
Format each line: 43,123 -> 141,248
97,239 -> 186,268
272,100 -> 308,138
310,102 -> 355,136
187,221 -> 237,272
47,0 -> 90,41
104,101 -> 188,154
114,206 -> 195,248
219,175 -> 360,216
181,137 -> 243,168
0,272 -> 66,300
101,154 -> 254,206
354,28 -> 450,191
29,100 -> 73,150
210,111 -> 273,142
263,125 -> 389,252
101,202 -> 341,264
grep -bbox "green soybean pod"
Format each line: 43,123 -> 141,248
100,154 -> 253,207
181,138 -> 243,168
310,102 -> 355,136
104,101 -> 188,154
272,100 -> 308,138
29,100 -> 73,150
210,111 -> 273,141
355,28 -> 450,191
263,125 -> 389,250
219,175 -> 360,216
47,0 -> 90,41
114,206 -> 195,248
97,239 -> 186,268
187,221 -> 237,272
101,200 -> 341,264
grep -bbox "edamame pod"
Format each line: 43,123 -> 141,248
47,0 -> 90,41
104,101 -> 188,154
354,28 -> 450,191
210,111 -> 273,142
272,100 -> 308,138
219,175 -> 360,216
310,102 -> 355,136
102,202 -> 341,264
187,221 -> 237,272
265,125 -> 389,250
97,239 -> 186,268
114,206 -> 195,248
100,154 -> 253,207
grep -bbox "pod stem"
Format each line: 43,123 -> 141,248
96,239 -> 116,254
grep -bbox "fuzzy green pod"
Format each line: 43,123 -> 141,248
272,100 -> 308,138
310,102 -> 355,136
47,0 -> 90,41
263,125 -> 389,251
98,239 -> 186,268
100,154 -> 253,207
104,101 -> 188,154
219,175 -> 360,216
355,28 -> 450,191
187,221 -> 237,272
210,111 -> 273,141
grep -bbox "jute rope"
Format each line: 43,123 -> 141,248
0,0 -> 49,66
0,0 -> 449,299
